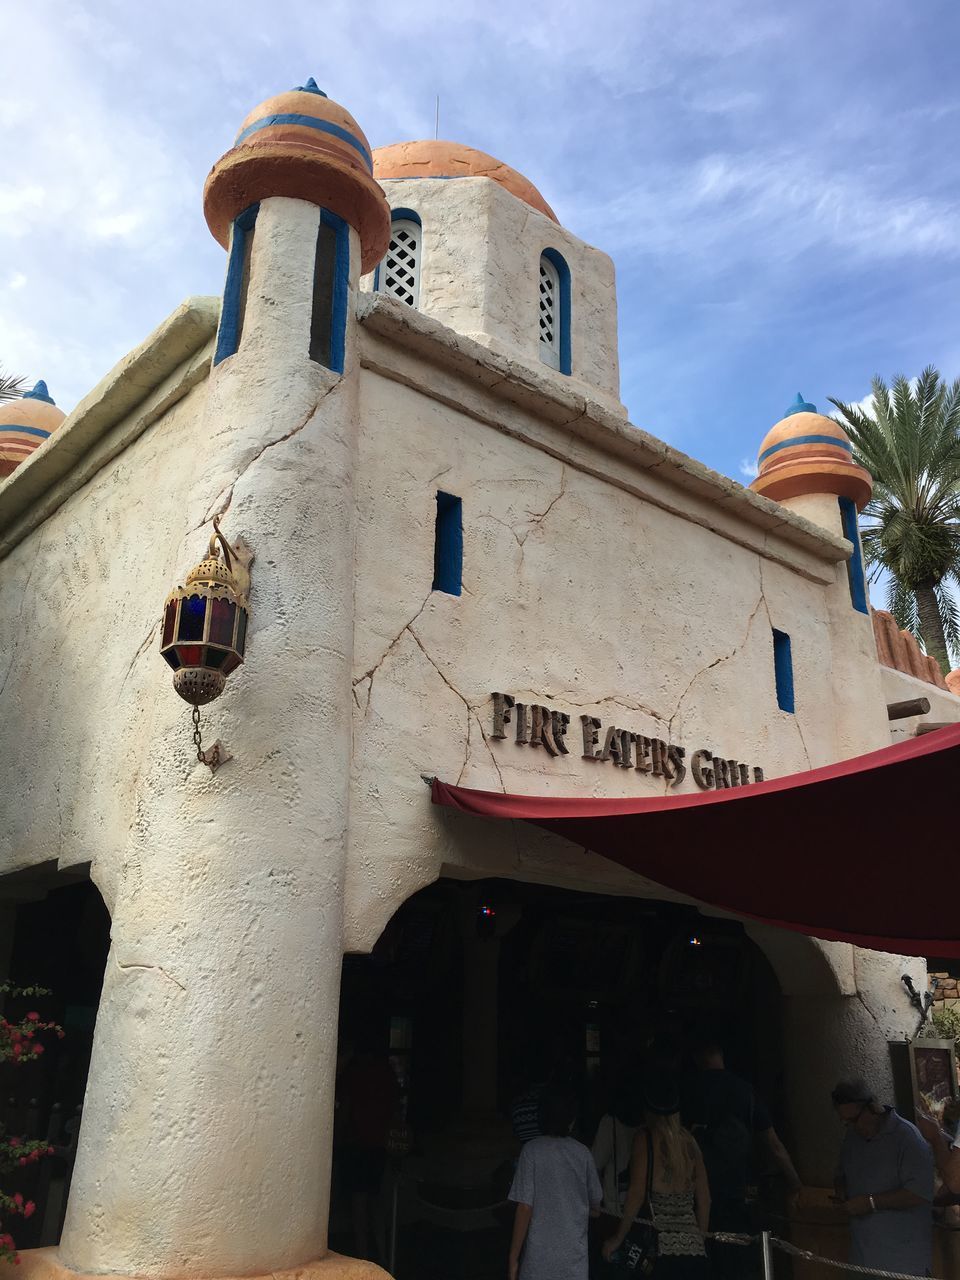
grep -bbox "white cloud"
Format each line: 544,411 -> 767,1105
7,273 -> 27,291
739,457 -> 759,479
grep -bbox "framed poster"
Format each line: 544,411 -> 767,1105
909,1038 -> 959,1122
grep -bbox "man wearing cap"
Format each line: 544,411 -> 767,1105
832,1079 -> 934,1277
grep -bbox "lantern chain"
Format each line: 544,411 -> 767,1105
192,705 -> 205,763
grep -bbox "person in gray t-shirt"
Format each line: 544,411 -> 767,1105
832,1079 -> 934,1277
509,1085 -> 602,1280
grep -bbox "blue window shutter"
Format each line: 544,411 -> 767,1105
772,629 -> 795,714
839,497 -> 869,614
433,492 -> 462,596
214,203 -> 259,366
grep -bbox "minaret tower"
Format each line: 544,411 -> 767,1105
59,83 -> 390,1280
751,393 -> 872,538
751,394 -> 882,760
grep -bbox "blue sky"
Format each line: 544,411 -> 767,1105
3,0 -> 960,486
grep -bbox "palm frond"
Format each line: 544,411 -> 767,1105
0,370 -> 26,403
886,576 -> 919,636
830,365 -> 960,633
942,576 -> 960,665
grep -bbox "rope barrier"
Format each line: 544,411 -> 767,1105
702,1228 -> 930,1280
770,1234 -> 930,1280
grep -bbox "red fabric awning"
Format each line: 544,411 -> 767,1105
432,723 -> 960,958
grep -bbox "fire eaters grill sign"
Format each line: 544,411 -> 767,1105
490,693 -> 764,792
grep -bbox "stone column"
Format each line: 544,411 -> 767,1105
58,83 -> 390,1280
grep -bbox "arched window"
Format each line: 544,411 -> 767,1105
375,210 -> 422,307
539,248 -> 571,375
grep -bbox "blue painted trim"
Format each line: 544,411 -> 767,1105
541,247 -> 572,376
839,497 -> 869,615
758,433 -> 852,464
433,491 -> 463,596
0,424 -> 50,438
214,203 -> 259,367
23,380 -> 54,404
784,393 -> 817,417
295,78 -> 327,97
772,629 -> 795,714
320,207 -> 349,375
235,114 -> 372,173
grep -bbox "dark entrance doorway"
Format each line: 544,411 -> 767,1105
0,868 -> 111,1249
332,876 -> 784,1280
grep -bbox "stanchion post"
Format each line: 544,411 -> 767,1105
761,1230 -> 774,1280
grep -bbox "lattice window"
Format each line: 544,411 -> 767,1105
378,218 -> 421,307
539,254 -> 561,370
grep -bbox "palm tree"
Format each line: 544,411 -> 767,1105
830,367 -> 960,677
0,368 -> 26,403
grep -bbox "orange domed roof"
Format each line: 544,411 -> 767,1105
204,79 -> 390,273
750,394 -> 872,511
0,381 -> 66,479
373,140 -> 558,223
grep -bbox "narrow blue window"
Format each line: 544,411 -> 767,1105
539,248 -> 571,375
433,492 -> 462,596
214,203 -> 259,366
772,629 -> 795,714
839,497 -> 869,615
310,209 -> 349,373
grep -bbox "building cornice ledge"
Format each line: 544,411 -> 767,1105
357,292 -> 851,566
0,297 -> 219,561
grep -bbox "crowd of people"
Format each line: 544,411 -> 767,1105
507,1037 -> 945,1280
334,1022 -> 957,1280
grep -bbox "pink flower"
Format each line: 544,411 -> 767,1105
8,1137 -> 21,1148
22,1203 -> 35,1220
11,1043 -> 22,1057
18,1157 -> 26,1167
25,1013 -> 39,1022
46,1146 -> 54,1155
12,1194 -> 22,1209
33,1043 -> 44,1055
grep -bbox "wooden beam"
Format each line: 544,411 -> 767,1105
887,697 -> 931,720
915,722 -> 954,736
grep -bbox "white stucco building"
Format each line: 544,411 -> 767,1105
2,79 -> 960,1280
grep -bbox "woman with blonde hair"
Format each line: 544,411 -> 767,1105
602,1071 -> 711,1277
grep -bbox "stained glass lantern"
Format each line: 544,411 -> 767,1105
160,521 -> 250,706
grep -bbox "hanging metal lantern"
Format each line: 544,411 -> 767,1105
160,520 -> 253,767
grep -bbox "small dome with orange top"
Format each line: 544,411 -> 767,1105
0,381 -> 66,479
751,394 -> 872,510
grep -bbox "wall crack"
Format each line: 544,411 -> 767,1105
121,621 -> 160,691
115,958 -> 187,993
668,561 -> 766,738
199,383 -> 338,529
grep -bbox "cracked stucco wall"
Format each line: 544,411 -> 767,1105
347,363 -> 922,1183
359,175 -> 624,415
346,366 -> 893,948
0,380 -> 211,886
